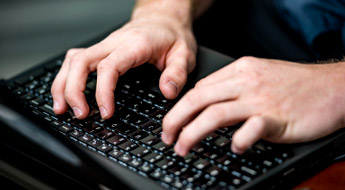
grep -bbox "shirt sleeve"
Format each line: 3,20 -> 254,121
275,0 -> 345,59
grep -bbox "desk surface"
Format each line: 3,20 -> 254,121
294,161 -> 345,190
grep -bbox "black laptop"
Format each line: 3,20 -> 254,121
1,28 -> 345,190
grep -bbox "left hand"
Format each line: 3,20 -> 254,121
162,56 -> 345,156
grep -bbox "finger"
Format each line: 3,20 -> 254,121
195,62 -> 234,88
173,101 -> 250,157
64,43 -> 112,119
64,53 -> 91,119
96,51 -> 138,119
195,56 -> 257,88
51,48 -> 83,114
162,79 -> 240,145
231,116 -> 286,154
159,47 -> 195,99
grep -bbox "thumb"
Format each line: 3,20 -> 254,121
159,48 -> 195,99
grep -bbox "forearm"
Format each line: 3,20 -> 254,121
132,0 -> 214,28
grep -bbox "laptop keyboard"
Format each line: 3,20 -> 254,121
5,59 -> 293,190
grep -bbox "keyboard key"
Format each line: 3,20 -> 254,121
95,129 -> 114,140
87,138 -> 102,148
183,153 -> 198,164
171,179 -> 184,189
153,142 -> 171,152
35,85 -> 49,95
30,98 -> 45,106
180,170 -> 197,183
143,152 -> 163,163
138,162 -> 154,173
140,121 -> 159,131
216,128 -> 228,135
152,127 -> 162,136
150,168 -> 164,179
78,134 -> 93,143
217,155 -> 232,166
204,132 -> 219,142
240,165 -> 258,177
203,149 -> 220,160
118,153 -> 133,163
105,117 -> 124,129
118,109 -> 136,122
153,97 -> 174,110
116,124 -> 136,135
25,80 -> 40,90
40,72 -> 54,83
131,146 -> 150,157
128,115 -> 149,126
118,141 -> 138,152
83,123 -> 103,134
69,130 -> 84,138
72,120 -> 90,129
140,135 -> 160,146
142,91 -> 159,103
149,110 -> 166,121
58,124 -> 73,133
155,159 -> 174,170
20,93 -> 36,101
39,104 -> 55,116
168,164 -> 187,176
191,143 -> 207,154
129,129 -> 148,141
213,136 -> 230,148
161,174 -> 174,185
193,158 -> 211,170
97,143 -> 112,154
108,148 -> 124,158
128,158 -> 142,168
107,135 -> 126,146
86,80 -> 96,91
50,120 -> 62,128
137,102 -> 158,115
206,165 -> 223,177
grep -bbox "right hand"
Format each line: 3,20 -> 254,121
51,13 -> 197,120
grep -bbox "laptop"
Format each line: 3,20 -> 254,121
1,27 -> 345,190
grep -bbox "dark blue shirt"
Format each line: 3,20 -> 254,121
275,0 -> 345,59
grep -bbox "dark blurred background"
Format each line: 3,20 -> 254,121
0,0 -> 135,79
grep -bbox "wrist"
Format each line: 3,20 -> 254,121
132,0 -> 194,28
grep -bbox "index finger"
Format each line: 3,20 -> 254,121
162,79 -> 240,144
64,44 -> 110,119
96,49 -> 145,119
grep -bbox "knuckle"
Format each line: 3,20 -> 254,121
179,130 -> 196,147
170,66 -> 187,82
69,54 -> 85,65
234,56 -> 257,70
97,57 -> 113,71
184,89 -> 199,107
195,79 -> 206,88
66,48 -> 78,58
64,89 -> 77,103
249,116 -> 266,133
205,104 -> 227,124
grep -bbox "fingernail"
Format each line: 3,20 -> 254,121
231,144 -> 243,154
174,142 -> 185,157
53,100 -> 60,110
161,132 -> 171,144
99,107 -> 108,119
72,107 -> 82,118
167,80 -> 178,95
